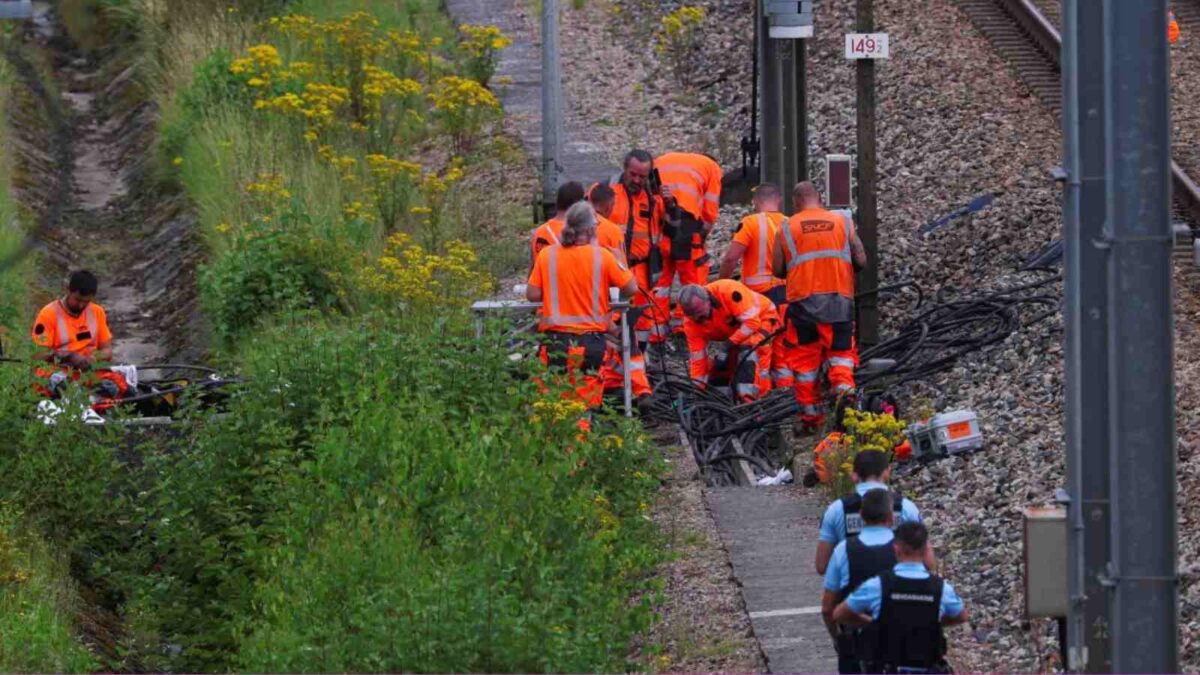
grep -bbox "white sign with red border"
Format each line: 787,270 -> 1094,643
845,33 -> 889,59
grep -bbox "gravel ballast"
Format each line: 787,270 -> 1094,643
540,0 -> 1200,669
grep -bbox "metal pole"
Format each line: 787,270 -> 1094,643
1103,1 -> 1177,670
1062,0 -> 1112,668
761,33 -> 807,214
855,0 -> 879,346
621,308 -> 632,417
540,0 -> 563,221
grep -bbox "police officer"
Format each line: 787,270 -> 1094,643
815,450 -> 924,575
821,488 -> 899,673
833,523 -> 968,674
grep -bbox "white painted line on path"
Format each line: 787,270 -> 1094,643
749,606 -> 824,619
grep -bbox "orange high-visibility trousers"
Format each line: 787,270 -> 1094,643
787,319 -> 857,425
771,301 -> 794,390
599,344 -> 653,397
630,263 -> 659,345
537,334 -> 607,409
651,255 -> 711,340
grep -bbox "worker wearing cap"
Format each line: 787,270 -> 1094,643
719,182 -> 791,389
822,488 -> 899,674
590,184 -> 653,402
815,450 -> 924,575
834,523 -> 967,674
678,280 -> 780,403
527,202 -> 638,410
591,150 -> 667,346
774,181 -> 867,429
653,151 -> 722,338
31,269 -> 127,399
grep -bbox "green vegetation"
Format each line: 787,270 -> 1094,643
0,0 -> 667,671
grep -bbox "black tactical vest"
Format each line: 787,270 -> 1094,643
841,535 -> 898,602
841,490 -> 904,538
873,570 -> 948,671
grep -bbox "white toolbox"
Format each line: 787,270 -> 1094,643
905,410 -> 983,459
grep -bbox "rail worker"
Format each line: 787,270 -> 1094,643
719,182 -> 792,388
31,269 -> 126,398
815,450 -> 924,575
530,181 -> 586,263
1170,8 -> 1180,44
653,151 -> 723,338
677,280 -> 780,403
822,488 -> 899,674
590,184 -> 654,402
774,180 -> 867,430
527,202 -> 638,415
591,149 -> 666,346
834,522 -> 968,674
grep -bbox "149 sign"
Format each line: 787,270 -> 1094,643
845,32 -> 889,59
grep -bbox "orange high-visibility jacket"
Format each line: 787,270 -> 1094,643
32,300 -> 111,356
1170,9 -> 1180,43
779,207 -> 856,303
655,152 -> 723,224
732,211 -> 787,293
596,215 -> 628,266
595,179 -> 663,265
528,244 -> 633,334
683,280 -> 781,383
530,217 -> 565,263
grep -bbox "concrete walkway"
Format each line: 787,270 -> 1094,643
707,487 -> 838,672
443,0 -> 615,186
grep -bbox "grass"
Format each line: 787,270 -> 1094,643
0,1 -> 665,672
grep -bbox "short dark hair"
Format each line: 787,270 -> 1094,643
861,488 -> 893,525
589,183 -> 616,207
894,522 -> 929,553
556,181 -> 586,212
753,183 -> 781,201
624,149 -> 652,167
67,269 -> 98,295
853,450 -> 890,481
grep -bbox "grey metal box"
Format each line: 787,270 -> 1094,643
1023,507 -> 1069,618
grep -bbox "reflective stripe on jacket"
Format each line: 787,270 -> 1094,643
655,152 -> 722,224
683,279 -> 780,383
529,244 -> 633,334
735,211 -> 787,291
781,207 -> 856,303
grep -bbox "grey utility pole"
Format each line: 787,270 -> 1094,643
759,1 -> 809,213
1061,0 -> 1111,668
855,0 -> 879,346
540,0 -> 563,221
1103,0 -> 1177,671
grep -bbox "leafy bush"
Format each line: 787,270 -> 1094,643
199,203 -> 353,342
104,314 -> 663,671
824,409 -> 907,498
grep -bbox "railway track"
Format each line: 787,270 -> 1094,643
954,0 -> 1200,258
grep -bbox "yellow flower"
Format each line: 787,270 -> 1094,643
214,222 -> 231,234
172,156 -> 184,166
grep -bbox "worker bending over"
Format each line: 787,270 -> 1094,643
678,280 -> 780,403
527,202 -> 637,413
653,151 -> 722,338
591,150 -> 666,345
774,180 -> 867,429
834,523 -> 968,674
822,489 -> 899,674
720,182 -> 792,388
589,184 -> 653,403
815,450 -> 924,575
31,269 -> 126,398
